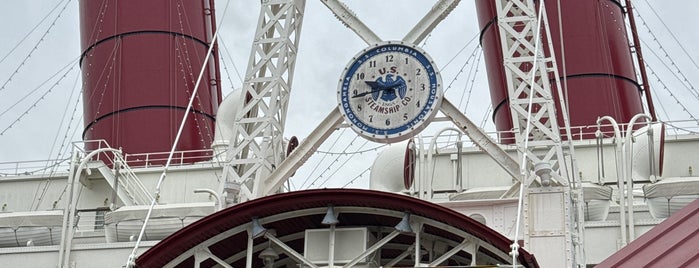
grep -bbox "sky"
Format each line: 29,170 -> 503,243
0,0 -> 698,189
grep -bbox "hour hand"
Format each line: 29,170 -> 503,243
364,80 -> 380,88
352,87 -> 383,98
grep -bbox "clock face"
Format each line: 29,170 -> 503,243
337,42 -> 442,143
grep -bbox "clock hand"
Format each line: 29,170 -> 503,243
352,87 -> 386,98
352,81 -> 396,98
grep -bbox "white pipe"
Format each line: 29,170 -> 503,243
414,223 -> 422,267
60,147 -> 124,268
194,188 -> 220,211
597,116 -> 627,246
57,151 -> 78,268
328,224 -> 336,268
624,113 -> 651,242
427,128 -> 462,200
417,136 -> 425,199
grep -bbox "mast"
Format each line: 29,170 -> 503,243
492,0 -> 583,266
219,0 -> 306,204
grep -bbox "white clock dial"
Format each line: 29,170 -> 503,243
338,41 -> 443,143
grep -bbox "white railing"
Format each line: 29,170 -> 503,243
75,208 -> 109,232
111,154 -> 154,206
123,148 -> 216,168
421,119 -> 699,151
0,158 -> 71,177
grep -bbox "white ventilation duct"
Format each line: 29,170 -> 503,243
212,89 -> 243,161
631,122 -> 665,182
369,140 -> 414,193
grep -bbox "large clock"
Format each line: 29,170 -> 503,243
337,41 -> 443,143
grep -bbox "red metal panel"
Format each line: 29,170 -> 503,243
597,198 -> 699,267
79,0 -> 221,163
79,0 -> 210,49
475,0 -> 645,143
136,189 -> 539,268
83,110 -> 214,165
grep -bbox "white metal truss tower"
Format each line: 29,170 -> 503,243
219,0 -> 306,204
494,0 -> 584,267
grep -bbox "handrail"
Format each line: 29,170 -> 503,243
123,148 -> 215,167
420,119 -> 699,149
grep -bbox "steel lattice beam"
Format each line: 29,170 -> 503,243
220,0 -> 306,203
494,0 -> 568,179
494,0 -> 584,266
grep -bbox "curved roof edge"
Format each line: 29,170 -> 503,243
136,188 -> 538,267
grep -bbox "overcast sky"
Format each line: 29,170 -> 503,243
0,0 -> 697,189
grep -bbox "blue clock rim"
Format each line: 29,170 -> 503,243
339,43 -> 440,137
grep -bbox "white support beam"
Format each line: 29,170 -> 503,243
343,230 -> 401,268
428,239 -> 472,266
440,98 -> 521,181
194,248 -> 233,268
266,233 -> 320,268
384,243 -> 415,267
321,0 -> 382,45
402,0 -> 460,45
261,107 -> 343,196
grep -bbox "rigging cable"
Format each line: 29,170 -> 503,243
641,0 -> 699,73
219,37 -> 245,86
457,47 -> 483,112
439,33 -> 478,71
640,37 -> 699,100
644,62 -> 699,122
85,40 -> 122,133
317,139 -> 371,188
442,44 -> 480,94
316,144 -> 387,155
32,70 -> 82,210
634,9 -> 699,99
304,134 -> 360,189
0,58 -> 79,135
341,166 -> 371,188
126,1 -> 232,266
174,0 -> 216,145
479,103 -> 492,129
0,0 -> 66,65
447,46 -> 482,145
0,0 -> 73,94
217,38 -> 242,90
0,56 -> 78,119
649,85 -> 672,122
297,128 -> 348,189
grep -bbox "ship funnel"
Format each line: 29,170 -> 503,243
79,0 -> 222,165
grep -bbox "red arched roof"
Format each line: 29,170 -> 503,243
136,188 -> 538,267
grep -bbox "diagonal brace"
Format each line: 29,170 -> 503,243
321,0 -> 382,45
403,0 -> 461,45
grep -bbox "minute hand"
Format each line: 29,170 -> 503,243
352,87 -> 386,98
352,81 -> 392,98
